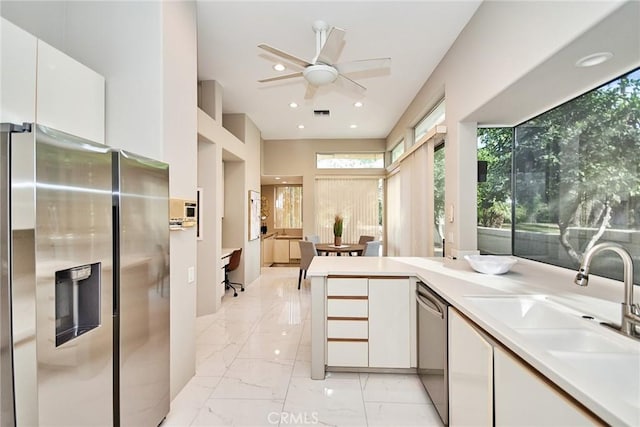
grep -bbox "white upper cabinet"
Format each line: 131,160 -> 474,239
1,18 -> 37,124
36,40 -> 105,143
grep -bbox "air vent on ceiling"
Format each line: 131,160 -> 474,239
313,109 -> 330,117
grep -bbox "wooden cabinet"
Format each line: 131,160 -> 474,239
368,278 -> 411,368
494,347 -> 598,426
1,18 -> 37,124
448,308 -> 493,426
325,277 -> 411,369
273,239 -> 289,263
36,41 -> 105,143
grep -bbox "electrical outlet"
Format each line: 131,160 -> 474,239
188,266 -> 195,283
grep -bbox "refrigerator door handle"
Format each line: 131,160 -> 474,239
0,121 -> 32,426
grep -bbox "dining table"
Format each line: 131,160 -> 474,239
315,243 -> 365,256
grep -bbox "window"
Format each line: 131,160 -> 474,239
513,68 -> 640,284
477,128 -> 513,255
274,186 -> 302,228
316,153 -> 384,169
315,177 -> 383,244
414,100 -> 445,144
433,144 -> 445,256
390,140 -> 405,164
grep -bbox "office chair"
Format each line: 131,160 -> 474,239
298,240 -> 317,289
223,248 -> 243,297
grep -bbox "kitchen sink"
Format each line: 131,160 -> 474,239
465,295 -> 586,329
550,350 -> 640,406
465,294 -> 640,354
515,328 -> 631,353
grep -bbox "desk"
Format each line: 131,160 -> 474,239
315,243 -> 365,256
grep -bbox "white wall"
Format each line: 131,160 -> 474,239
197,109 -> 262,311
262,138 -> 386,238
385,0 -> 634,257
1,0 -> 200,400
161,0 -> 198,400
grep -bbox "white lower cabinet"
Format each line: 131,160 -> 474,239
449,309 -> 600,426
327,341 -> 368,367
273,239 -> 289,263
448,308 -> 493,426
326,278 -> 368,367
368,278 -> 410,368
325,277 -> 411,369
494,347 -> 598,426
289,239 -> 301,259
261,236 -> 274,266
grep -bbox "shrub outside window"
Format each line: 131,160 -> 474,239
513,68 -> 640,284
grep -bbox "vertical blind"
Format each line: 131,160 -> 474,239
386,172 -> 401,256
315,177 -> 381,244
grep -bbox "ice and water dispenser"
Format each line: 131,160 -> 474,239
55,263 -> 101,346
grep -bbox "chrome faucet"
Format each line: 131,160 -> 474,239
575,242 -> 640,339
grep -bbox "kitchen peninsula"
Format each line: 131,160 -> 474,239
307,256 -> 640,426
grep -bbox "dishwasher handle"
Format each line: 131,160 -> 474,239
416,289 -> 444,319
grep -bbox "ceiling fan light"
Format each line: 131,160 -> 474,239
303,64 -> 338,86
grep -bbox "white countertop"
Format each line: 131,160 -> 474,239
307,256 -> 640,426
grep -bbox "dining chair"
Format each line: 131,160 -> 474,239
305,234 -> 325,255
358,235 -> 375,244
354,235 -> 375,255
305,234 -> 320,244
363,240 -> 381,256
223,248 -> 243,297
298,240 -> 318,289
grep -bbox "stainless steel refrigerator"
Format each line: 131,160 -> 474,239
112,150 -> 169,427
0,123 -> 169,426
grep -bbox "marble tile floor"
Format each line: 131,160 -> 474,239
164,267 -> 443,427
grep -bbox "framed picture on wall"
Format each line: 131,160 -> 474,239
249,190 -> 260,241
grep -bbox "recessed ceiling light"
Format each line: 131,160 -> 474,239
282,181 -> 288,184
575,52 -> 613,68
289,102 -> 298,108
297,124 -> 305,129
350,124 -> 358,129
273,63 -> 286,71
275,177 -> 281,180
354,101 -> 363,108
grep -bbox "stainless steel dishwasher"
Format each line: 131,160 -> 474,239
416,281 -> 449,425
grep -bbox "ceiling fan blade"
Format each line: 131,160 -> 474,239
335,57 -> 391,74
336,74 -> 366,95
316,26 -> 345,65
258,72 -> 303,83
304,84 -> 318,100
258,44 -> 312,69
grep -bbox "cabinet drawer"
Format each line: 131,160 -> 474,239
327,320 -> 368,339
327,278 -> 368,296
327,341 -> 368,367
327,299 -> 368,317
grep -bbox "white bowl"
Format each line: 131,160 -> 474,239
464,255 -> 517,275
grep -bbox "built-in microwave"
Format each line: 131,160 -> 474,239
169,198 -> 197,227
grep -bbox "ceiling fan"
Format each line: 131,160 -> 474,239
258,20 -> 391,99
